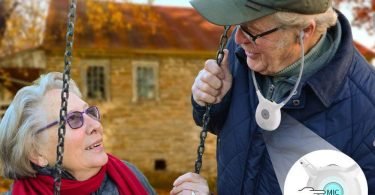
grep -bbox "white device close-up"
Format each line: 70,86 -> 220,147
252,31 -> 305,131
300,158 -> 364,195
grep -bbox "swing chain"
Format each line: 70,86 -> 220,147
216,26 -> 231,66
54,0 -> 77,194
194,25 -> 231,174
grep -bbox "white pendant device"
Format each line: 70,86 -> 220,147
254,90 -> 283,131
252,31 -> 305,131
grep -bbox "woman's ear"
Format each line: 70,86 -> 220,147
29,151 -> 49,167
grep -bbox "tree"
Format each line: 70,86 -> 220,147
0,0 -> 18,40
0,0 -> 49,56
335,0 -> 375,35
0,0 -> 161,56
1,0 -> 369,56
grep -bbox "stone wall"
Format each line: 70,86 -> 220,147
44,53 -> 218,190
0,50 -> 46,69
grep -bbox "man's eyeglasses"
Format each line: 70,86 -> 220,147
36,106 -> 100,134
237,25 -> 282,45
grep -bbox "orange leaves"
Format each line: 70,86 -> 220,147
109,9 -> 126,31
0,0 -> 166,54
83,0 -> 160,34
0,176 -> 12,193
0,0 -> 48,57
86,0 -> 110,32
0,68 -> 12,87
352,6 -> 374,34
334,0 -> 374,35
353,7 -> 372,23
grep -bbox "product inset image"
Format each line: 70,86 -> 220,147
284,150 -> 368,195
301,159 -> 361,195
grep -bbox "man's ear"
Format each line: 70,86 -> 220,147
300,20 -> 317,41
28,150 -> 48,167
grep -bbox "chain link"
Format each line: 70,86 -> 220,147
54,0 -> 76,194
194,26 -> 231,174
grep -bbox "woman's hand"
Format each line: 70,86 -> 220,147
170,172 -> 210,195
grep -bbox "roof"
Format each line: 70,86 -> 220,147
42,1 -> 225,54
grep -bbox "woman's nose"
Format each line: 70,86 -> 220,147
84,114 -> 103,134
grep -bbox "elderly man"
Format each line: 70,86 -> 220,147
187,0 -> 375,194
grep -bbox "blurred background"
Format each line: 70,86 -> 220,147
0,0 -> 374,194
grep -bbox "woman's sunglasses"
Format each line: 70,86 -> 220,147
35,106 -> 100,134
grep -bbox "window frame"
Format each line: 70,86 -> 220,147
81,60 -> 110,101
132,60 -> 159,102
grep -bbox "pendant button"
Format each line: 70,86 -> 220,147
261,109 -> 270,119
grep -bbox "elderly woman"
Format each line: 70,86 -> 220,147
0,72 -> 155,194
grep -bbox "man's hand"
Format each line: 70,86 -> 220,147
192,49 -> 232,106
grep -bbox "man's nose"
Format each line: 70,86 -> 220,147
235,27 -> 252,45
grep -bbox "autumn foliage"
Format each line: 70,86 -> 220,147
335,0 -> 375,35
1,0 -> 374,56
0,177 -> 12,193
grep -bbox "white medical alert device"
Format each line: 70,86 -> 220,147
254,90 -> 283,131
252,31 -> 305,131
300,159 -> 363,195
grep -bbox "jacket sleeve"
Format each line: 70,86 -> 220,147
192,88 -> 232,135
191,33 -> 236,135
353,126 -> 375,194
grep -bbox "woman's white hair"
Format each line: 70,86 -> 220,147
273,7 -> 338,34
0,72 -> 81,179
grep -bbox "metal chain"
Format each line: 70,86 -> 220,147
194,26 -> 231,174
54,0 -> 77,194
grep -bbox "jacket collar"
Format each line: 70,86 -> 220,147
306,10 -> 353,107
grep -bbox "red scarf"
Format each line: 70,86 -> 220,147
12,154 -> 148,195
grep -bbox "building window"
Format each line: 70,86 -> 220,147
86,66 -> 107,100
132,61 -> 158,102
154,159 -> 166,171
137,67 -> 155,99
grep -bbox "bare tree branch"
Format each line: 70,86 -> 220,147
0,1 -> 18,39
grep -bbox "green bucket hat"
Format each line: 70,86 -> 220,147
190,0 -> 332,25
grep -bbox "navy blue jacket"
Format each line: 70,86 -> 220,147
193,12 -> 375,194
